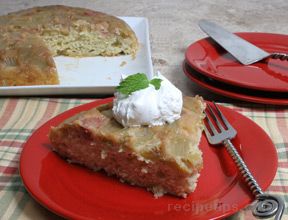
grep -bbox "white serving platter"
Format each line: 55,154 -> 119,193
0,17 -> 153,96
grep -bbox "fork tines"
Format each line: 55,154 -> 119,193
204,102 -> 237,145
3,57 -> 17,66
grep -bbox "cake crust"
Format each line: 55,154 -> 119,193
49,96 -> 206,197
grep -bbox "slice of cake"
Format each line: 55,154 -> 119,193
49,96 -> 205,198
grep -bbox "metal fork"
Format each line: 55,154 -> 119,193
204,102 -> 285,220
3,57 -> 17,66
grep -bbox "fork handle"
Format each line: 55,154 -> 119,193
223,139 -> 285,220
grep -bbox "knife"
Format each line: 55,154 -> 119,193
198,19 -> 271,65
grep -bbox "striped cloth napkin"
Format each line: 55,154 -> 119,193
0,98 -> 287,220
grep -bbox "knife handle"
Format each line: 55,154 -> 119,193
270,53 -> 288,61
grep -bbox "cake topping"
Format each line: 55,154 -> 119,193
113,72 -> 183,127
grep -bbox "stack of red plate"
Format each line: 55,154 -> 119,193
184,32 -> 288,105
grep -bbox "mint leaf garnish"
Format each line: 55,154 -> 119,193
116,73 -> 163,95
116,73 -> 149,95
149,78 -> 162,90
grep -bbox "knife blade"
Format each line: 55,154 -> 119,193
198,19 -> 270,65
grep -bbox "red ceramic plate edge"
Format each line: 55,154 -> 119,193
183,61 -> 288,105
19,98 -> 114,220
185,32 -> 288,92
19,97 -> 278,220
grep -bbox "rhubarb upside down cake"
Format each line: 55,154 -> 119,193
49,96 -> 206,198
0,5 -> 138,86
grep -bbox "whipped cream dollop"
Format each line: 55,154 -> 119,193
112,72 -> 183,127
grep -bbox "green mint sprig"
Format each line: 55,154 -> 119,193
116,73 -> 162,95
149,78 -> 162,90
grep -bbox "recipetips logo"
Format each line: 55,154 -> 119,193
167,199 -> 238,214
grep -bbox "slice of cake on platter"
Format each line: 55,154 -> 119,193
49,73 -> 205,197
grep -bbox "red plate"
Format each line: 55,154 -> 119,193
183,61 -> 288,105
185,32 -> 288,92
20,98 -> 278,220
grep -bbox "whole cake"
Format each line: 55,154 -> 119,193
49,73 -> 205,197
0,5 -> 138,86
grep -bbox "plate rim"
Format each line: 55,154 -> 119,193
185,32 -> 288,92
183,61 -> 288,105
